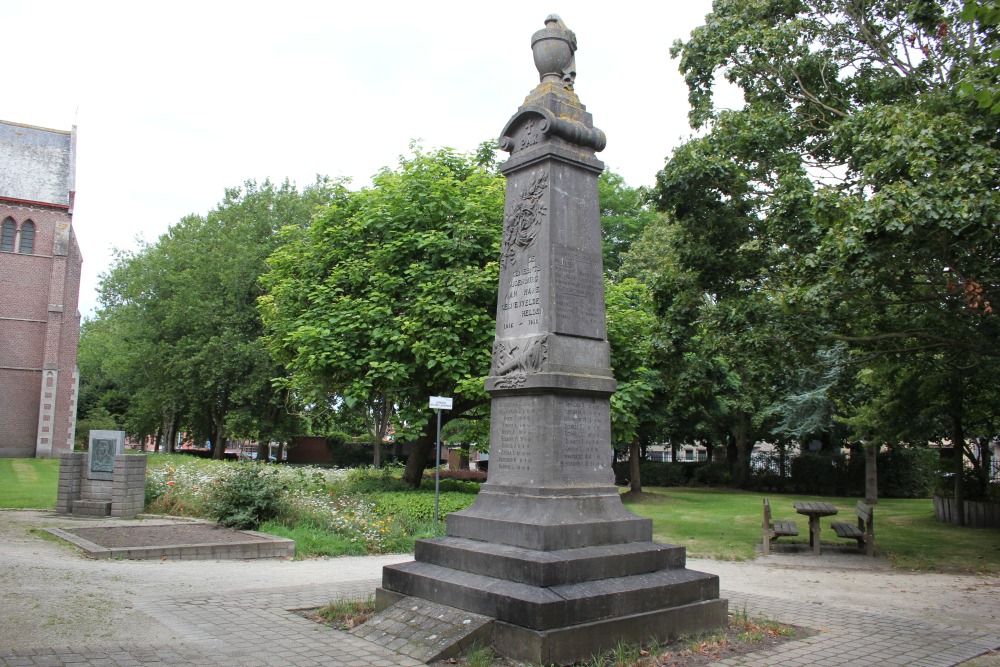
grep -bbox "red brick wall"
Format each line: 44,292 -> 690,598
0,369 -> 41,456
0,201 -> 82,457
286,437 -> 333,464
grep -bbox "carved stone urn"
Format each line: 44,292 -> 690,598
531,14 -> 577,84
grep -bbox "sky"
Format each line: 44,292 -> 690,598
2,0 -> 731,318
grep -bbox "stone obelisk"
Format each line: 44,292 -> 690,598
379,16 -> 727,665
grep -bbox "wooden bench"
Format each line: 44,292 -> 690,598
831,501 -> 875,556
762,498 -> 798,555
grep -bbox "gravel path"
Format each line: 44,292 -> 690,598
1,509 -> 998,666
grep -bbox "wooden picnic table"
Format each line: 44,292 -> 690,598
793,501 -> 839,555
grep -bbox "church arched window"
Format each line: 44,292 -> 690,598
18,220 -> 35,254
0,218 -> 14,252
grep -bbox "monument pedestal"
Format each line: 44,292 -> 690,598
379,534 -> 726,665
377,16 -> 726,664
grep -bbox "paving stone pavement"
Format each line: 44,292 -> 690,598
716,590 -> 1000,667
2,580 -> 998,666
0,578 -> 423,667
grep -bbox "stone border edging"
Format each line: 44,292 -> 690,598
43,515 -> 295,560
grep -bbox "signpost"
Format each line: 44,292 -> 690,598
429,396 -> 453,531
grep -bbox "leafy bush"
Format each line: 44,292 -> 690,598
421,478 -> 482,494
73,407 -> 118,449
345,464 -> 409,493
325,433 -> 372,468
615,461 -> 709,487
428,468 -> 488,482
204,462 -> 289,529
692,461 -> 732,486
374,491 -> 477,522
878,445 -> 937,498
790,452 -> 851,496
259,518 -> 368,557
934,459 -> 1000,502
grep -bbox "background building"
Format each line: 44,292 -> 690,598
0,120 -> 82,457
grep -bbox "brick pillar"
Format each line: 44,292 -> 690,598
56,452 -> 83,514
111,454 -> 147,518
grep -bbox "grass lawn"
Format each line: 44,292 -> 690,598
622,487 -> 1000,573
3,457 -> 997,573
0,458 -> 60,509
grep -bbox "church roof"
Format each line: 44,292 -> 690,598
0,120 -> 75,208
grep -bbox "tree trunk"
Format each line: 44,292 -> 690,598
980,438 -> 993,496
364,392 -> 391,468
732,411 -> 753,488
952,414 -> 966,527
628,436 -> 642,494
162,412 -> 179,454
403,431 -> 437,489
211,414 -> 227,460
864,441 -> 878,505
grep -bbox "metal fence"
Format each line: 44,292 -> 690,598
749,451 -> 793,478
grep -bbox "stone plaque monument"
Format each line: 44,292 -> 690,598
88,430 -> 126,481
378,16 -> 727,664
58,430 -> 144,518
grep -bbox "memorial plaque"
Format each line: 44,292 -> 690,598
90,439 -> 116,473
553,244 -> 604,338
87,430 -> 125,481
556,397 -> 612,480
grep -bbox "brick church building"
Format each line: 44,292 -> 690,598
0,120 -> 82,458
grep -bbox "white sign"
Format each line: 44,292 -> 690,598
429,396 -> 453,410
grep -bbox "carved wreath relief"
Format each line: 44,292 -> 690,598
491,335 -> 548,388
500,173 -> 548,270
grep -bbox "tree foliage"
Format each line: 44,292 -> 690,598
259,147 -> 504,486
83,179 -> 335,456
658,0 -> 1000,503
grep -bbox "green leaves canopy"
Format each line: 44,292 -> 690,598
85,179 -> 334,453
259,147 -> 504,469
659,0 -> 1000,491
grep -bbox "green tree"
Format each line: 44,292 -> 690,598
598,171 -> 659,277
670,0 -> 1000,511
260,147 -> 505,487
605,278 -> 660,493
957,0 -> 1000,112
86,179 -> 334,456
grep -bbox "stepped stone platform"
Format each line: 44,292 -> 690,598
46,516 -> 294,560
378,536 -> 725,665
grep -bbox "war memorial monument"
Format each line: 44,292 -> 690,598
377,16 -> 727,664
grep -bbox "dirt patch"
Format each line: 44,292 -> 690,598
66,523 -> 262,548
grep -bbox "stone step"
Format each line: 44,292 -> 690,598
352,598 -> 493,663
381,560 -> 720,631
415,537 -> 685,587
72,499 -> 111,516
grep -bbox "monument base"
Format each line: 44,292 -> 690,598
378,536 -> 728,665
446,485 -> 653,550
491,599 -> 729,665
